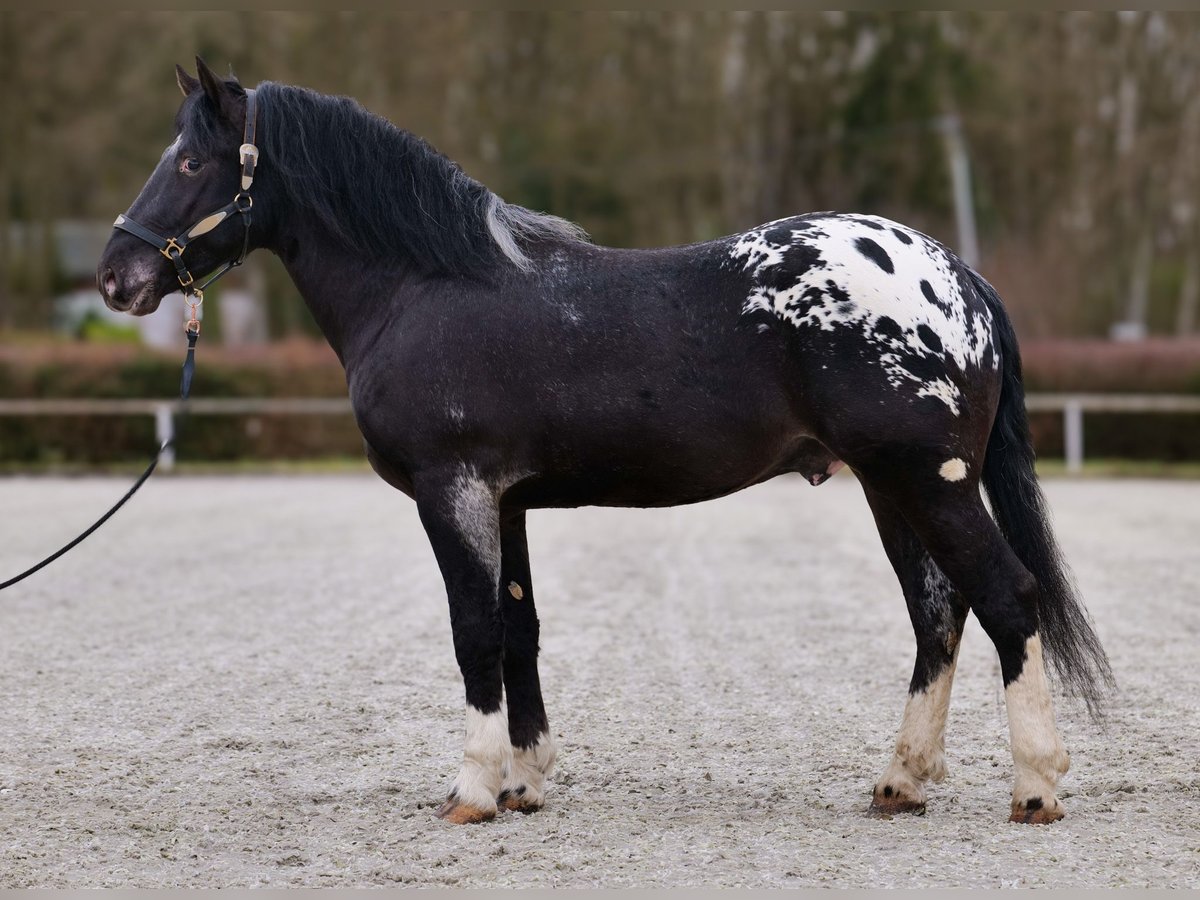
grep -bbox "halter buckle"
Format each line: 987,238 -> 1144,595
239,143 -> 259,190
176,269 -> 195,289
160,237 -> 185,260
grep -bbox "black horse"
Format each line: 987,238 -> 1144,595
98,60 -> 1112,825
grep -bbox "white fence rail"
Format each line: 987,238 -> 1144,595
2,394 -> 1198,473
1022,394 -> 1200,471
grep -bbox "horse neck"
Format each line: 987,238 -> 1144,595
264,212 -> 419,365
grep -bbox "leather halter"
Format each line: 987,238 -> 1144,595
112,89 -> 259,332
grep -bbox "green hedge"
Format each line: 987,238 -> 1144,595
0,338 -> 360,464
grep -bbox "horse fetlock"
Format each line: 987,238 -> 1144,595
499,732 -> 557,813
1021,740 -> 1070,781
895,738 -> 948,784
1008,741 -> 1070,823
438,703 -> 512,823
441,755 -> 505,818
498,777 -> 543,813
926,752 -> 949,784
1004,736 -> 1069,824
525,731 -> 558,778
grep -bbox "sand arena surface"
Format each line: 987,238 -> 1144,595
1,474 -> 1196,887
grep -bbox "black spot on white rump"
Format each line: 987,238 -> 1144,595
899,348 -> 947,383
920,279 -> 951,313
825,280 -> 852,305
763,223 -> 798,245
891,228 -> 913,245
874,316 -> 903,340
917,324 -> 943,353
760,242 -> 824,291
854,237 -> 894,274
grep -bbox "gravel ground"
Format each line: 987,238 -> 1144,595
0,473 -> 1197,888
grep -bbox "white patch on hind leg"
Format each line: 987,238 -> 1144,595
447,701 -> 513,814
1006,634 -> 1070,819
500,732 -> 558,810
896,662 -> 956,782
875,644 -> 959,808
939,457 -> 968,482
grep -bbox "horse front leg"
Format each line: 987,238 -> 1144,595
497,512 -> 557,813
416,468 -> 510,825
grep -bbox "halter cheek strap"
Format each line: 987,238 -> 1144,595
113,88 -> 260,333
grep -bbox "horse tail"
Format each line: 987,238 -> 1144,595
970,268 -> 1114,718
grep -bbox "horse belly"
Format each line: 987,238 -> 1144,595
511,396 -> 809,510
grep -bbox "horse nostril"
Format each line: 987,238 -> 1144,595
101,268 -> 118,299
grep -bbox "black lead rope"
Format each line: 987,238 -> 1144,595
0,327 -> 199,592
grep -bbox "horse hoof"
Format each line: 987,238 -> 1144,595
498,787 -> 544,814
869,783 -> 926,817
436,796 -> 495,825
869,797 -> 926,818
1009,797 -> 1065,825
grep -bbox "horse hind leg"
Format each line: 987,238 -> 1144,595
863,484 -> 968,816
874,473 -> 1071,824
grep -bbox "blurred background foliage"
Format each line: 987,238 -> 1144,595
1,11 -> 1199,465
2,11 -> 1200,338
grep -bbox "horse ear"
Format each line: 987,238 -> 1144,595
195,55 -> 244,121
176,64 -> 200,97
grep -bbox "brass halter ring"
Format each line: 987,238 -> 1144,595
185,294 -> 203,335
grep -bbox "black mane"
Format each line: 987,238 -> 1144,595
196,81 -> 586,276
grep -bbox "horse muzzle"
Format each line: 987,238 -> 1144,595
97,257 -> 166,316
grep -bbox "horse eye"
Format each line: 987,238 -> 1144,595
180,158 -> 202,174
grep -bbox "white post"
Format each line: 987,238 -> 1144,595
938,114 -> 980,269
1064,400 -> 1084,474
154,403 -> 175,471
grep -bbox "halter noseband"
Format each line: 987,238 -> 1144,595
113,88 -> 259,333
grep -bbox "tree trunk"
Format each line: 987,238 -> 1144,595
1177,244 -> 1198,337
1121,227 -> 1153,339
0,14 -> 14,330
